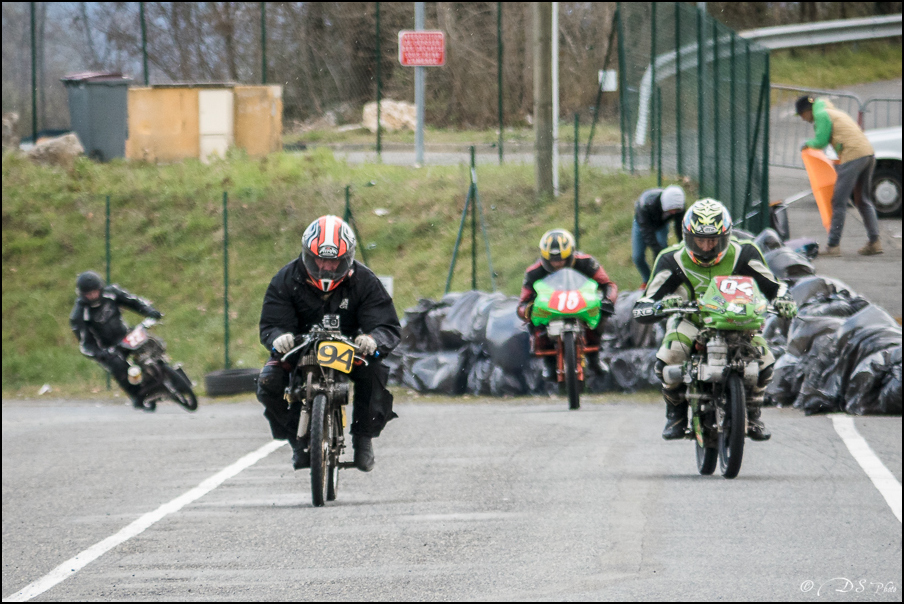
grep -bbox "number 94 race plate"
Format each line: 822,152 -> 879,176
317,341 -> 355,374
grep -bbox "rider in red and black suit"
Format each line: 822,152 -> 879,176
517,229 -> 618,378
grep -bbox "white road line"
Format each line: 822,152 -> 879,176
3,440 -> 287,603
832,415 -> 902,523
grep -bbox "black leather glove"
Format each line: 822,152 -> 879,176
148,309 -> 163,320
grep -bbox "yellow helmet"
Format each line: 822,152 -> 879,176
538,229 -> 576,271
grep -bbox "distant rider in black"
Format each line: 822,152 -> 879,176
69,271 -> 163,410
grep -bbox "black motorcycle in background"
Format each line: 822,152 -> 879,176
118,318 -> 198,412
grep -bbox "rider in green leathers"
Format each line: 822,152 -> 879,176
632,199 -> 798,441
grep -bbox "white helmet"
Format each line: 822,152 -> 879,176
660,185 -> 686,215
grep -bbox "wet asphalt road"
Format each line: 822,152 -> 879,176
2,397 -> 901,602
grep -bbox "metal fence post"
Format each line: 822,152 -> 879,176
616,4 -> 627,170
471,147 -> 477,290
105,195 -> 111,390
574,113 -> 579,247
697,8 -> 704,193
375,2 -> 382,160
761,58 -> 770,232
675,2 -> 682,177
657,87 -> 663,187
650,2 -> 657,173
31,2 -> 37,141
712,19 -> 720,200
730,32 -> 737,209
223,191 -> 230,370
140,2 -> 149,86
497,2 -> 504,165
260,2 -> 267,84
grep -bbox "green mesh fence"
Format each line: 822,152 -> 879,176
617,2 -> 771,232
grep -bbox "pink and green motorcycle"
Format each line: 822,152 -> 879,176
530,268 -> 612,410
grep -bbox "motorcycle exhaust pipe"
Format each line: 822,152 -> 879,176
297,409 -> 310,440
662,364 -> 685,387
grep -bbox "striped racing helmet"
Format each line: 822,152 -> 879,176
301,215 -> 356,291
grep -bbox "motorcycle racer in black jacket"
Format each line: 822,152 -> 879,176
69,271 -> 163,410
257,215 -> 401,473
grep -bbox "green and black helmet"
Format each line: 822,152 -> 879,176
682,199 -> 732,267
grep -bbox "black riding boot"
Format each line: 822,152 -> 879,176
746,403 -> 771,441
353,435 -> 375,472
661,387 -> 689,440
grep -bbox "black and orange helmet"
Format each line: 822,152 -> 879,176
300,215 -> 357,292
538,229 -> 576,271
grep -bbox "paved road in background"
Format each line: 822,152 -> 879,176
3,398 -> 901,601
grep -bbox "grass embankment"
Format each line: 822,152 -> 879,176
284,123 -> 622,148
770,40 -> 902,89
2,149 -> 669,395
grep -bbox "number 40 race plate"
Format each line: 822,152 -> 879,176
317,341 -> 355,374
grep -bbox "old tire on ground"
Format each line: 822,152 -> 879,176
204,368 -> 259,397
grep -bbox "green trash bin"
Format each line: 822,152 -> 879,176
61,72 -> 132,161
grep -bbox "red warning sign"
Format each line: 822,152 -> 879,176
398,30 -> 446,67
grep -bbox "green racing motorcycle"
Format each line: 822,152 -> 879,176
530,268 -> 613,410
657,275 -> 773,479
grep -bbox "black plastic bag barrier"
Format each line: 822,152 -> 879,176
404,350 -> 469,394
786,315 -> 846,357
795,305 -> 902,414
440,290 -> 507,348
784,237 -> 819,260
799,291 -> 870,319
401,298 -> 452,352
762,314 -> 791,350
765,353 -> 801,407
844,346 -> 902,415
484,298 -> 532,373
878,347 -> 902,415
610,290 -> 659,349
790,276 -> 857,307
466,351 -> 495,396
793,335 -> 840,414
606,349 -> 659,392
770,202 -> 791,241
764,248 -> 816,283
383,350 -> 405,386
754,228 -> 784,252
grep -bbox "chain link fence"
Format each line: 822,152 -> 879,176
616,1 -> 771,231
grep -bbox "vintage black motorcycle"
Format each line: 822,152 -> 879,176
280,315 -> 365,507
117,318 -> 198,412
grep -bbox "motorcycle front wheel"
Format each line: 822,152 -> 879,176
563,331 -> 580,410
718,373 -> 746,479
327,407 -> 342,501
162,364 -> 198,411
310,394 -> 337,507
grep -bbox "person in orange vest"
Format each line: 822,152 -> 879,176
797,95 -> 882,257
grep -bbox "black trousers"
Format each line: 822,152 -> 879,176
256,356 -> 397,441
95,351 -> 143,402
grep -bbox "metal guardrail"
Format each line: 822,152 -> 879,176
861,98 -> 904,131
739,14 -> 903,49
